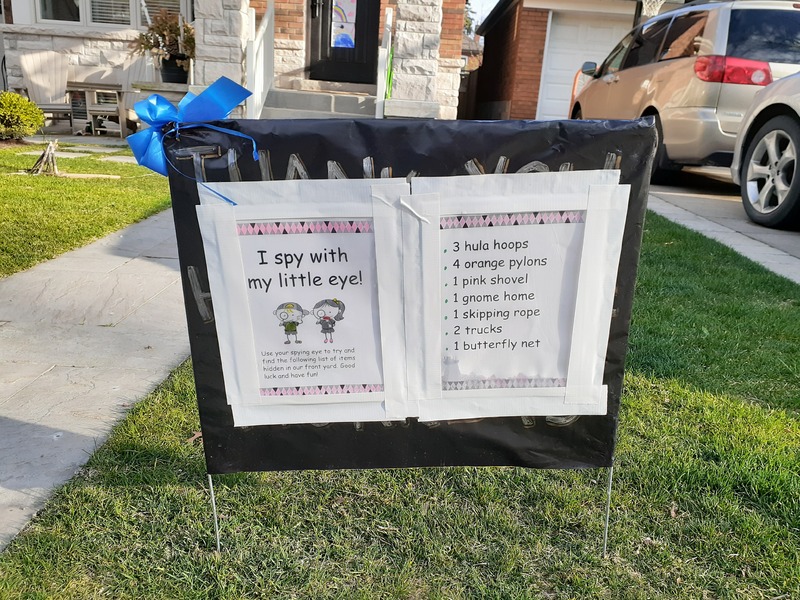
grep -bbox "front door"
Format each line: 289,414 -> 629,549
309,0 -> 379,84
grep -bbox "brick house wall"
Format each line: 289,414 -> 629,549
440,0 -> 464,60
475,2 -> 548,119
509,8 -> 547,118
475,2 -> 517,119
273,0 -> 304,43
250,0 -> 268,19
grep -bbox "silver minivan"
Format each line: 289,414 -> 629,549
571,0 -> 800,176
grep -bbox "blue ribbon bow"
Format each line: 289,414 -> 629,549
128,76 -> 254,176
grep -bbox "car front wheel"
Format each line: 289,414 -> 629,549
741,115 -> 800,229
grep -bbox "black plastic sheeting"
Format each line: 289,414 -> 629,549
163,117 -> 656,474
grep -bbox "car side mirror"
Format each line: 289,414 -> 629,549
581,61 -> 598,76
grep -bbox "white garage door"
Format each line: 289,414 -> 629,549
536,12 -> 633,120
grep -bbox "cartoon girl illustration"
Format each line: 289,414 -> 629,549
274,302 -> 309,344
313,298 -> 345,343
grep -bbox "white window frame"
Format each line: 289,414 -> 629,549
35,0 -> 190,29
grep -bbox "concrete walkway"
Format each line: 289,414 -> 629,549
0,209 -> 189,551
0,167 -> 798,551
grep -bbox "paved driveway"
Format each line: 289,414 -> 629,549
649,167 -> 800,284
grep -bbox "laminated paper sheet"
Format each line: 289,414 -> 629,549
196,172 -> 628,426
408,172 -> 628,421
197,179 -> 409,425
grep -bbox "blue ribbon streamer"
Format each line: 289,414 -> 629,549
127,76 -> 256,176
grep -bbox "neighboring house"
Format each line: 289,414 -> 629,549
0,0 -> 467,123
462,32 -> 481,72
0,0 -> 187,87
473,0 -> 685,120
457,32 -> 481,118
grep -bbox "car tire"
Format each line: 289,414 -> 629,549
740,115 -> 800,229
650,113 -> 681,184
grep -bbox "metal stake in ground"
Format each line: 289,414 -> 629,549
603,464 -> 615,558
208,474 -> 221,553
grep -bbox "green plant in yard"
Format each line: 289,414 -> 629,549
0,145 -> 169,277
0,92 -> 45,140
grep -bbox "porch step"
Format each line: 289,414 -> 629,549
261,88 -> 377,119
289,79 -> 377,96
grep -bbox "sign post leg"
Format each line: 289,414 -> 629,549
602,465 -> 614,558
208,474 -> 221,553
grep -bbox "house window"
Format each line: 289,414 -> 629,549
91,0 -> 130,24
39,0 -> 184,27
40,0 -> 80,22
140,0 -> 184,26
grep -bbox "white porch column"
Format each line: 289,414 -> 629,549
194,0 -> 250,116
385,0 -> 443,118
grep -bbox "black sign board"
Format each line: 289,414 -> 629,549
163,118 -> 655,474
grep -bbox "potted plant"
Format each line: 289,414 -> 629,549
132,10 -> 195,84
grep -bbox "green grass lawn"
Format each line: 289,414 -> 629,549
0,214 -> 797,599
0,143 -> 169,277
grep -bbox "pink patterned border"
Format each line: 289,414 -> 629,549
440,211 -> 585,229
238,220 -> 373,235
261,384 -> 384,397
443,377 -> 566,391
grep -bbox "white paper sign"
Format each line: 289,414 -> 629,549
408,172 -> 629,421
197,179 -> 408,425
197,171 -> 629,426
238,220 -> 384,401
439,216 -> 581,388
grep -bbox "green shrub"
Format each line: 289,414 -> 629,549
0,91 -> 45,140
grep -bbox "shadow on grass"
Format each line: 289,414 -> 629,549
79,437 -> 207,489
626,212 -> 799,412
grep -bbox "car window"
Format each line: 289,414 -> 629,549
622,18 -> 671,69
599,32 -> 635,76
727,9 -> 800,64
660,11 -> 709,60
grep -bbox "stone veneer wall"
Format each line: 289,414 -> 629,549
390,0 -> 465,119
194,0 -> 249,115
0,25 -> 138,93
390,0 -> 442,104
437,57 -> 460,119
1,0 -> 465,119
